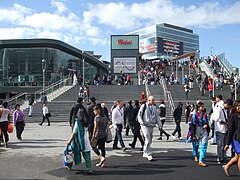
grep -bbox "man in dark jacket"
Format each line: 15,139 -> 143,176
128,100 -> 144,151
87,97 -> 96,139
124,100 -> 133,136
69,97 -> 89,128
171,102 -> 183,140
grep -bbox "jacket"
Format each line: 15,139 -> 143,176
159,104 -> 166,120
137,103 -> 161,128
226,113 -> 240,145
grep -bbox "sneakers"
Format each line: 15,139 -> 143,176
171,135 -> 176,139
143,153 -> 148,158
122,147 -> 127,152
147,155 -> 153,161
143,153 -> 153,161
179,137 -> 183,140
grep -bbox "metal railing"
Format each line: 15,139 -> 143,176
6,77 -> 72,109
145,81 -> 151,98
161,78 -> 175,113
199,60 -> 213,78
34,77 -> 72,100
217,53 -> 234,77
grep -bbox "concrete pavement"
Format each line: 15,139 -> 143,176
0,121 -> 238,179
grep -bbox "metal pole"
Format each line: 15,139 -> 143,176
182,65 -> 184,85
235,81 -> 237,100
176,61 -> 178,80
42,59 -> 46,93
212,75 -> 215,98
83,53 -> 85,86
189,60 -> 190,76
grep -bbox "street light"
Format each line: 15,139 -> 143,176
82,52 -> 85,86
42,59 -> 46,93
196,49 -> 200,72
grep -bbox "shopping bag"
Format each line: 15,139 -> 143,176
7,123 -> 14,133
106,125 -> 112,143
63,145 -> 74,170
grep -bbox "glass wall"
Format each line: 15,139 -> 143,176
0,47 -> 100,86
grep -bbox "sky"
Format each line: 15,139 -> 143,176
0,0 -> 239,68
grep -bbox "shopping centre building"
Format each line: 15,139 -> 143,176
0,39 -> 108,98
126,23 -> 199,60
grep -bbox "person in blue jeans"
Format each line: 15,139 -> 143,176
111,100 -> 127,151
191,102 -> 209,167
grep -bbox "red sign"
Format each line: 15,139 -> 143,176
118,39 -> 132,45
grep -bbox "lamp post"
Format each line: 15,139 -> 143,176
212,74 -> 215,98
42,59 -> 46,93
235,81 -> 237,100
82,52 -> 85,86
196,49 -> 200,72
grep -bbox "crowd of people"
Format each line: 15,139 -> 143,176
64,86 -> 240,176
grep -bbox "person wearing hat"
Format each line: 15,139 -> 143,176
215,98 -> 233,164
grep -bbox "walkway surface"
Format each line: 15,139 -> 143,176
0,121 -> 239,179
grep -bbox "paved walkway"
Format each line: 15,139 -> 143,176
0,122 -> 238,179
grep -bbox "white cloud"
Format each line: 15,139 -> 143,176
83,0 -> 240,30
0,0 -> 240,49
50,0 -> 68,14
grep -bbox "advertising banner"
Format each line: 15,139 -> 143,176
111,35 -> 139,50
158,37 -> 183,56
139,37 -> 156,53
113,57 -> 136,74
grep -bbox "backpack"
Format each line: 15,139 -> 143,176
141,104 -> 147,120
77,107 -> 89,127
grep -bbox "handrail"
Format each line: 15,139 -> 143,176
145,81 -> 151,98
34,77 -> 72,100
199,60 -> 213,78
161,78 -> 175,114
34,77 -> 70,95
217,53 -> 233,77
6,76 -> 72,109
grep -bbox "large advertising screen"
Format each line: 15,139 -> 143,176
113,57 -> 137,74
158,37 -> 183,56
139,37 -> 156,53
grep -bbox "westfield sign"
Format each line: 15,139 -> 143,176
118,39 -> 132,45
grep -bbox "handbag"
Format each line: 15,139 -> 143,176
63,145 -> 74,169
7,122 -> 14,133
90,138 -> 98,148
47,112 -> 51,117
106,125 -> 112,143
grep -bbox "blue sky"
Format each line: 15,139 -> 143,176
0,0 -> 239,67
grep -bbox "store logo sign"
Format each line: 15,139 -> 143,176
118,39 -> 132,45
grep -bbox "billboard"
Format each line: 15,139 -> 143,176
113,57 -> 137,74
111,35 -> 139,50
139,37 -> 156,53
158,37 -> 183,56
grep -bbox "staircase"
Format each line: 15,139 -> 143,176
25,85 -> 79,124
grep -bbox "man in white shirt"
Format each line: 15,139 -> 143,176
214,98 -> 233,164
138,96 -> 162,161
112,100 -> 127,151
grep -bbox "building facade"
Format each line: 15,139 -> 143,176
127,23 -> 199,60
0,39 -> 108,98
